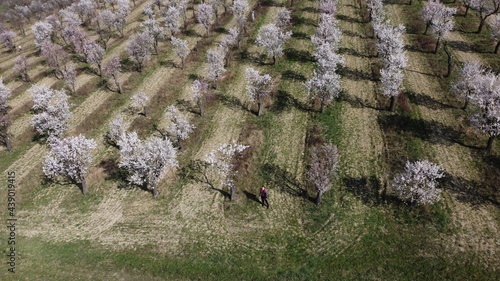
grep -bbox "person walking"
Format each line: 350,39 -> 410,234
260,186 -> 269,209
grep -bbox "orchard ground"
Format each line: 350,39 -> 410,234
0,0 -> 499,280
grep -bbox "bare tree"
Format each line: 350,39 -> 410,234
392,160 -> 444,205
62,63 -> 77,94
118,132 -> 178,198
205,143 -> 249,201
0,78 -> 12,151
14,55 -> 30,82
102,54 -> 123,94
308,142 -> 340,205
126,32 -> 153,72
165,105 -> 195,150
197,3 -> 215,36
171,36 -> 190,69
255,23 -> 292,65
130,92 -> 149,116
245,67 -> 273,116
191,79 -> 210,116
43,135 -> 97,195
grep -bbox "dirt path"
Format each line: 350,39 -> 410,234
386,3 -> 500,270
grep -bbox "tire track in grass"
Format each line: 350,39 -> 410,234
386,3 -> 500,270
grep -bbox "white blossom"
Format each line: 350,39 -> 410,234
245,67 -> 273,116
392,160 -> 444,205
255,23 -> 292,64
43,135 -> 97,194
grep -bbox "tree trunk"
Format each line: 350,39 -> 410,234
389,95 -> 396,112
177,135 -> 183,150
434,37 -> 441,54
198,100 -> 204,116
408,0 -> 412,5
424,22 -> 430,35
181,57 -> 185,69
152,186 -> 159,198
464,5 -> 469,17
143,106 -> 148,117
257,102 -> 263,116
486,135 -> 495,153
477,18 -> 486,34
113,74 -> 123,94
462,97 -> 469,110
230,184 -> 236,201
272,55 -> 276,65
5,135 -> 12,152
81,179 -> 88,195
315,191 -> 323,205
320,100 -> 325,113
494,41 -> 500,54
444,42 -> 452,77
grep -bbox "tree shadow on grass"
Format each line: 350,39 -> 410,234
281,69 -> 307,82
301,6 -> 319,13
339,66 -> 377,82
343,30 -> 365,39
271,90 -> 310,113
339,47 -> 373,58
337,14 -> 363,24
219,93 -> 247,112
406,91 -> 458,110
295,17 -> 317,27
340,92 -> 383,111
284,48 -> 314,63
441,173 -> 499,208
378,113 -> 482,149
291,31 -> 310,40
342,176 -> 383,206
448,40 -> 472,53
259,163 -> 315,203
180,159 -> 231,199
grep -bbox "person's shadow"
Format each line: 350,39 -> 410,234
243,190 -> 261,205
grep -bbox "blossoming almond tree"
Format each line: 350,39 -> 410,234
165,105 -> 195,150
205,142 -> 249,201
255,23 -> 292,65
245,67 -> 273,116
392,160 -> 444,205
118,132 -> 178,198
43,135 -> 97,195
308,142 -> 340,205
